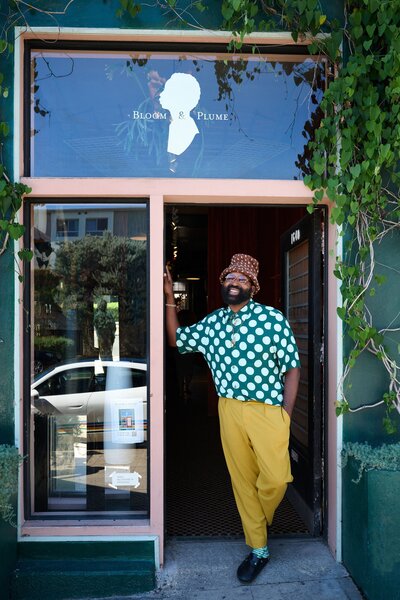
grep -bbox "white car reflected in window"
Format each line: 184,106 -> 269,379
31,360 -> 147,444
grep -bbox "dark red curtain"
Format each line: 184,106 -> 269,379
207,206 -> 305,312
206,205 -> 305,414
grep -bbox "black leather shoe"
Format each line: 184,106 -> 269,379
237,552 -> 270,583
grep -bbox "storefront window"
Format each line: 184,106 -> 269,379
29,48 -> 325,179
29,201 -> 149,517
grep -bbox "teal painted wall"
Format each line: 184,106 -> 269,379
0,251 -> 16,443
0,251 -> 17,594
343,227 -> 400,443
7,0 -> 221,31
3,0 -> 342,34
0,4 -> 18,591
342,228 -> 400,600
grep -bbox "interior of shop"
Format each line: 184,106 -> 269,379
164,204 -> 312,538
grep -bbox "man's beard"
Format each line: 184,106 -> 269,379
221,284 -> 252,306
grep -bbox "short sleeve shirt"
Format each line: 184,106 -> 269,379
176,299 -> 300,405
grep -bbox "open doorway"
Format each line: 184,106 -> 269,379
164,204 -> 324,539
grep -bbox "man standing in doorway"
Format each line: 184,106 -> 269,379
164,254 -> 300,584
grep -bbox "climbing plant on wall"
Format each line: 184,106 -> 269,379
0,1 -> 32,269
119,0 -> 400,432
0,0 -> 399,430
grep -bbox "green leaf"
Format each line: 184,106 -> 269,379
369,0 -> 379,13
382,417 -> 397,435
8,223 -> 25,240
17,249 -> 33,262
221,3 -> 234,20
380,144 -> 391,160
330,206 -> 342,223
313,159 -> 325,176
250,3 -> 258,17
374,274 -> 387,285
336,400 -> 350,416
308,42 -> 318,55
0,122 -> 10,137
325,31 -> 342,60
366,146 -> 375,159
0,196 -> 12,217
314,189 -> 324,202
366,24 -> 376,36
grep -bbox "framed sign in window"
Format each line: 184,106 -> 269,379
28,47 -> 326,179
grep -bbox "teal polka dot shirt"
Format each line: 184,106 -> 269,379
176,299 -> 300,405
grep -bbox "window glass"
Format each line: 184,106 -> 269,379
30,50 -> 325,179
30,202 -> 148,517
85,218 -> 109,236
56,218 -> 79,238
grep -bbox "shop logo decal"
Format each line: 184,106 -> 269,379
159,73 -> 201,156
130,72 -> 230,156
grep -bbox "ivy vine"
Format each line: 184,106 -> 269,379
0,168 -> 32,271
157,0 -> 400,432
1,1 -> 34,268
288,0 -> 400,432
0,0 -> 399,432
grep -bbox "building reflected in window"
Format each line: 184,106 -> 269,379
30,202 -> 148,517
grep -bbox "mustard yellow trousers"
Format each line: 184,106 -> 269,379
218,397 -> 293,548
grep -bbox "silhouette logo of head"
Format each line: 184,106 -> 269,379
159,73 -> 201,156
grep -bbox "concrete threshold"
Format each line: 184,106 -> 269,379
93,537 -> 364,600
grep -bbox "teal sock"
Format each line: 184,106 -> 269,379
252,545 -> 270,559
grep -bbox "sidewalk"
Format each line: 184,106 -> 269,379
95,537 -> 364,600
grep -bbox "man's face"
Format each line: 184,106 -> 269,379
221,272 -> 253,306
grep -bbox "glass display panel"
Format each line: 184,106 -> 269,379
30,50 -> 325,179
30,202 -> 148,516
